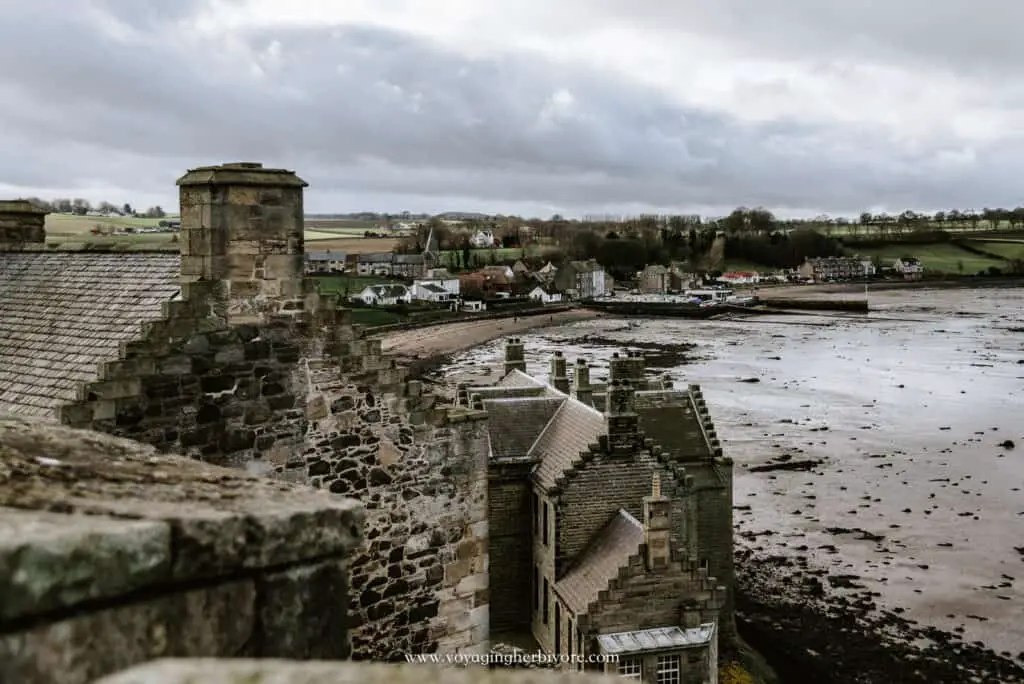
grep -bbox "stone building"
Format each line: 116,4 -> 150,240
0,163 -> 489,660
463,342 -> 735,682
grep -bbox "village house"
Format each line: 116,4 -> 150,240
413,267 -> 461,299
304,250 -> 347,274
554,259 -> 611,300
356,251 -> 394,276
460,268 -> 513,297
536,261 -> 558,282
411,281 -> 456,304
718,271 -> 760,286
512,259 -> 532,278
464,342 -> 735,682
528,285 -> 562,304
893,256 -> 923,279
355,283 -> 412,306
797,256 -> 869,281
638,264 -> 670,294
471,229 -> 497,248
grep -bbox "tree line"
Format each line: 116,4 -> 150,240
20,197 -> 166,219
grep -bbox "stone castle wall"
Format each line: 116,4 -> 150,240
0,417 -> 363,684
47,162 -> 492,660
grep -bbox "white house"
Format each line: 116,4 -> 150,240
355,284 -> 412,306
411,282 -> 456,303
470,230 -> 497,248
859,259 -> 878,277
528,286 -> 562,304
418,269 -> 461,296
893,257 -> 923,279
719,271 -> 760,285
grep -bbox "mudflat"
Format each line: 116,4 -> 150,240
435,286 -> 1024,683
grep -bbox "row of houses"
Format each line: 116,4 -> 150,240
797,256 -> 923,281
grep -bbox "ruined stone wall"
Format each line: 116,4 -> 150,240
56,281 -> 326,477
0,417 -> 363,684
487,460 -> 535,634
56,282 -> 492,658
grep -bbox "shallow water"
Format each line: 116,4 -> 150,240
440,287 -> 1024,658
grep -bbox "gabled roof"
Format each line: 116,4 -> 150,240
358,252 -> 393,263
530,398 -> 605,491
0,252 -> 181,419
394,253 -> 425,264
419,283 -> 448,293
555,509 -> 644,614
364,284 -> 408,298
482,396 -> 565,460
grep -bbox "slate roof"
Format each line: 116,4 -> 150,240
0,252 -> 181,419
306,251 -> 345,261
530,398 -> 605,491
555,509 -> 644,614
419,283 -> 448,293
497,369 -> 546,389
482,396 -> 564,460
365,284 -> 408,298
358,252 -> 393,263
394,254 -> 425,264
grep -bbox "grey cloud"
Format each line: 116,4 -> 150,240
0,1 -> 1020,216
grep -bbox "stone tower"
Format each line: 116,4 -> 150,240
176,162 -> 308,323
0,200 -> 48,250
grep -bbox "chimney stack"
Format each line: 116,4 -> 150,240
608,352 -> 631,383
176,162 -> 308,323
0,200 -> 48,250
503,337 -> 527,376
572,358 -> 593,405
628,351 -> 647,385
604,379 -> 639,451
550,351 -> 569,393
643,472 -> 672,571
456,383 -> 470,406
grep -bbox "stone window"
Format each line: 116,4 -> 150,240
533,566 -> 540,613
543,578 -> 550,624
542,502 -> 549,546
656,655 -> 681,684
618,658 -> 641,680
699,558 -> 709,571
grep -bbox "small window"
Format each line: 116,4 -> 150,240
532,492 -> 539,534
543,578 -> 550,624
542,503 -> 550,546
656,655 -> 681,684
699,558 -> 709,570
534,566 -> 540,612
618,658 -> 641,680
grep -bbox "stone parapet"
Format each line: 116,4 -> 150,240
0,415 -> 364,684
93,660 -> 623,684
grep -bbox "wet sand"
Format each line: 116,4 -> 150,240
377,309 -> 598,362
433,286 -> 1024,682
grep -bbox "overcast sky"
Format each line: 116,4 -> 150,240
1,0 -> 1022,218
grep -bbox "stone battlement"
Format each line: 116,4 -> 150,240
0,415 -> 363,684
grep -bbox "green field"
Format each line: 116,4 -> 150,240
968,240 -> 1024,260
438,245 -> 558,267
853,243 -> 1004,274
45,214 -> 174,235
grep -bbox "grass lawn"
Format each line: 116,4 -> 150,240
968,241 -> 1024,260
854,243 -> 1004,274
311,275 -> 394,295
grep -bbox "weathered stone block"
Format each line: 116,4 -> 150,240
0,509 -> 171,623
256,559 -> 351,659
